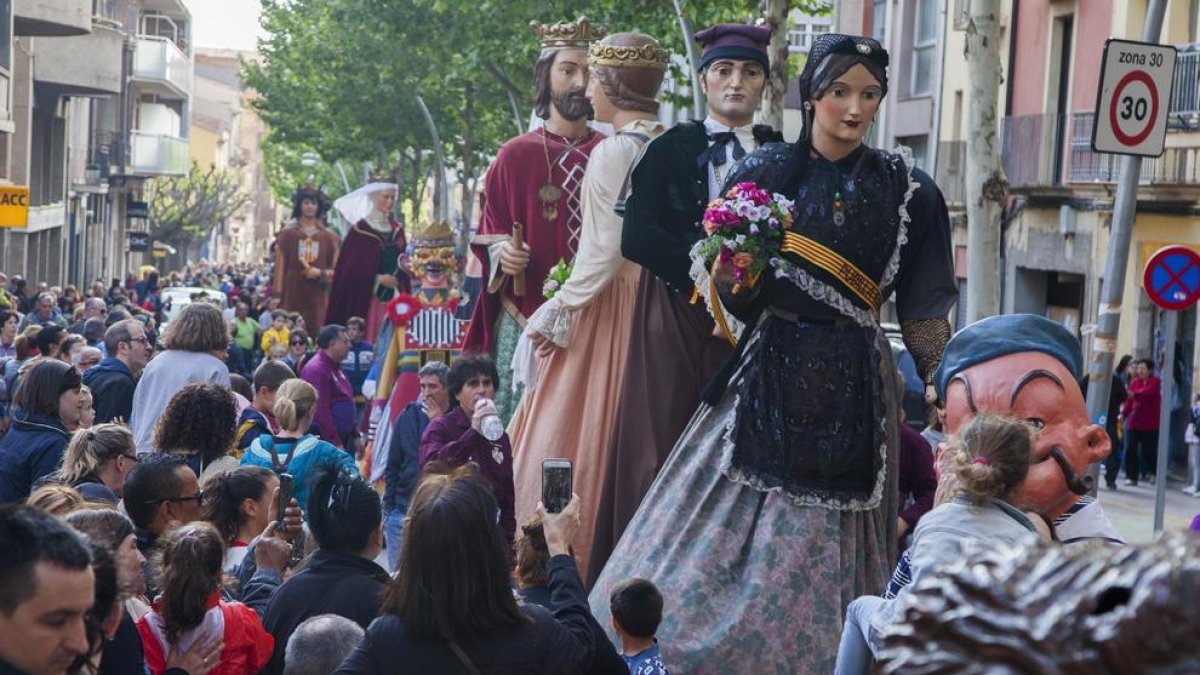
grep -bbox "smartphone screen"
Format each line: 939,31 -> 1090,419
542,459 -> 572,514
276,473 -> 294,527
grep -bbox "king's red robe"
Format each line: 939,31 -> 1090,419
463,127 -> 605,351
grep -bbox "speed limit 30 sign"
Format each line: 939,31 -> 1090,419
1092,39 -> 1177,157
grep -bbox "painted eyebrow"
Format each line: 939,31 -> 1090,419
557,59 -> 582,68
949,373 -> 978,414
1010,369 -> 1064,407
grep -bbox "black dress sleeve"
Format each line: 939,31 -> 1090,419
892,166 -> 958,321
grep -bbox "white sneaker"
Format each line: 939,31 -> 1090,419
1184,486 -> 1198,496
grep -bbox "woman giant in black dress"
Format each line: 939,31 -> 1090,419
588,35 -> 958,673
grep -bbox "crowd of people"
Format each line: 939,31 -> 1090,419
2,17 -> 1199,675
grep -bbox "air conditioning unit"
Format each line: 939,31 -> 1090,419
1059,204 -> 1077,236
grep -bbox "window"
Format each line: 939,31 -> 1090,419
897,134 -> 929,170
872,0 -> 887,41
911,0 -> 937,96
787,19 -> 831,53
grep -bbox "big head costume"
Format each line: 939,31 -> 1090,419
274,185 -> 339,330
462,16 -> 607,423
589,33 -> 958,672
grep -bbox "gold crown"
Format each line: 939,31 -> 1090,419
409,220 -> 456,248
589,41 -> 670,69
368,170 -> 394,184
530,16 -> 608,51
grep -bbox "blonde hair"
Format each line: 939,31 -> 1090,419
944,414 -> 1034,502
26,484 -> 86,516
273,379 -> 318,432
58,423 -> 135,484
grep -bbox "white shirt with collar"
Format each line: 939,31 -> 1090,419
704,117 -> 759,200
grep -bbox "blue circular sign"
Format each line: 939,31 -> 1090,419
1144,245 -> 1200,311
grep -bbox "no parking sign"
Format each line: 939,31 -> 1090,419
1092,39 -> 1177,157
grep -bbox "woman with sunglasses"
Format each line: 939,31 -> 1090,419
55,423 -> 139,504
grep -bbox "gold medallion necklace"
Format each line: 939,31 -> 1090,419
539,127 -> 586,222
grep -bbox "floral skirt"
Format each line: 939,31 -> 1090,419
587,326 -> 899,674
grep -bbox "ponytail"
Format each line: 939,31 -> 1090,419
201,466 -> 275,543
946,414 -> 1034,502
156,522 -> 225,645
57,424 -> 135,484
273,379 -> 317,432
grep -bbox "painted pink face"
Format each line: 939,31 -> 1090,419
943,352 -> 1111,518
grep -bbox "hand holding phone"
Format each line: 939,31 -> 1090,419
541,459 -> 572,514
276,473 -> 294,531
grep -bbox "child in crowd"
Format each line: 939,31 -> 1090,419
834,414 -> 1045,675
261,310 -> 290,355
202,466 -> 279,573
136,522 -> 274,675
611,578 -> 669,675
235,361 -> 294,451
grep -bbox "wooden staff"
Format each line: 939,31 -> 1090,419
511,222 -> 526,297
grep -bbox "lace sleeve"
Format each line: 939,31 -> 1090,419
900,318 -> 952,385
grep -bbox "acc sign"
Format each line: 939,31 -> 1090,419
1143,245 -> 1200,311
0,186 -> 30,228
1092,39 -> 1177,157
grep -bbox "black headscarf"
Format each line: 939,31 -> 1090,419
797,34 -> 890,141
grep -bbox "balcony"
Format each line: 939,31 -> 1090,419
132,35 -> 192,99
13,0 -> 90,36
33,20 -> 123,95
127,131 -> 188,176
1171,45 -> 1200,127
1002,112 -> 1200,190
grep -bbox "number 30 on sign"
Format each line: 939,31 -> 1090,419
1092,38 -> 1177,157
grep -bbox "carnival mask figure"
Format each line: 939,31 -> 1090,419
407,221 -> 459,291
935,314 -> 1119,540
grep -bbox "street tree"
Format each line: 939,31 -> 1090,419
148,163 -> 248,269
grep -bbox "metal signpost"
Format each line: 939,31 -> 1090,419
1141,245 -> 1200,533
1083,4 -> 1173,491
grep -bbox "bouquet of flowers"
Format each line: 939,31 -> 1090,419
695,182 -> 794,292
542,258 -> 573,300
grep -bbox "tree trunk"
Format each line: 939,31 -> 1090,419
762,0 -> 791,130
964,0 -> 1007,322
459,84 -> 476,253
415,94 -> 449,222
671,0 -> 705,117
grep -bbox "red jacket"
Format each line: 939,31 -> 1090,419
1123,375 -> 1162,431
138,594 -> 274,675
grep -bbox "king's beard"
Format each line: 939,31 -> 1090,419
551,87 -> 592,122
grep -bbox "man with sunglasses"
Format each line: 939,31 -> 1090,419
83,320 -> 152,424
123,454 -> 203,564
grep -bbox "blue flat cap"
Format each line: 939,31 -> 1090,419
935,314 -> 1083,399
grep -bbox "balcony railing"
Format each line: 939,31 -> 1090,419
1002,112 -> 1200,188
132,35 -> 191,97
128,131 -> 188,176
1172,46 -> 1200,119
934,140 -> 967,206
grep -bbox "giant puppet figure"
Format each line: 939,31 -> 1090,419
274,185 -> 340,330
326,178 -> 410,338
364,220 -> 468,469
463,16 -> 608,423
933,313 -> 1121,542
508,32 -> 670,580
588,24 -> 784,579
589,34 -> 958,673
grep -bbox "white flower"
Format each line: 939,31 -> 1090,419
543,280 -> 560,295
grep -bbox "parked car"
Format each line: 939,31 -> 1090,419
159,286 -> 229,328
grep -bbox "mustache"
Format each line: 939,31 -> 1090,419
1049,447 -> 1094,496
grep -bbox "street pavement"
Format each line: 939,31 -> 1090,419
1096,478 -> 1199,543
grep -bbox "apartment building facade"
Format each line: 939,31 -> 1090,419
0,0 -> 192,288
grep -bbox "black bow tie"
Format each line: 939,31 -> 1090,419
706,131 -> 746,167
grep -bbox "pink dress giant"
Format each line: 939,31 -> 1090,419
508,120 -> 666,579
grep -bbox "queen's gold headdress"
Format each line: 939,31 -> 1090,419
589,39 -> 670,70
530,16 -> 608,52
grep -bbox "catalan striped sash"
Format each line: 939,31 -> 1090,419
780,231 -> 883,311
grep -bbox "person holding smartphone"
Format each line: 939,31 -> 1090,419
417,355 -> 515,554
